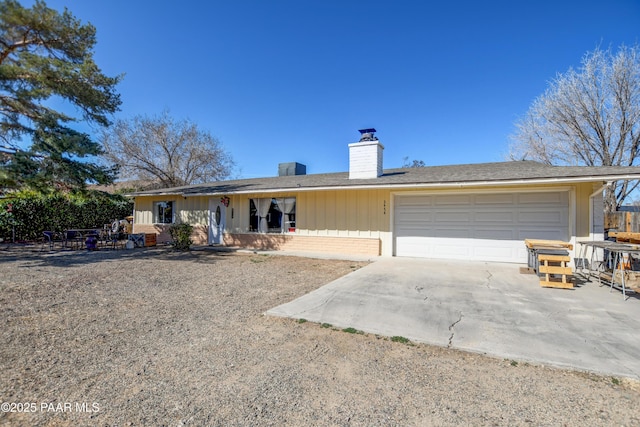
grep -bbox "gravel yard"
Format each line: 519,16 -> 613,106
0,247 -> 639,426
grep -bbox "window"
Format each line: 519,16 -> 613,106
154,201 -> 174,224
249,198 -> 296,233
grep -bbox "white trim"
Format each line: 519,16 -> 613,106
390,186 -> 574,196
588,183 -> 608,243
569,188 -> 577,262
580,188 -> 606,265
589,182 -> 610,199
152,200 -> 175,225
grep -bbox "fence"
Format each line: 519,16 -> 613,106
605,211 -> 640,232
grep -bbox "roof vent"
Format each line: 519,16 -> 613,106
278,162 -> 306,176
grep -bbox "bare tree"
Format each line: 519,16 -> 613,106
101,112 -> 234,189
402,156 -> 426,168
509,44 -> 640,212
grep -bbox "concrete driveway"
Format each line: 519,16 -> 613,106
267,257 -> 640,380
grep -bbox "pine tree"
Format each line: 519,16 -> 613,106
0,0 -> 122,191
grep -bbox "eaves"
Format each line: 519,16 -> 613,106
145,173 -> 640,198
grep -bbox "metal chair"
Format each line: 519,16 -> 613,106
104,229 -> 123,250
63,230 -> 83,250
84,231 -> 99,251
41,231 -> 61,252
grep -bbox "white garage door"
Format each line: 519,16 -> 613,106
394,192 -> 570,263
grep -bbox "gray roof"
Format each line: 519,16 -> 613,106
129,161 -> 640,197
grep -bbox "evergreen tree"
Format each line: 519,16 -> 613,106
0,0 -> 122,191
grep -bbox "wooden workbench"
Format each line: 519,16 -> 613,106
524,239 -> 574,289
524,239 -> 573,250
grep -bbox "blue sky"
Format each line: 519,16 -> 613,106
27,0 -> 640,179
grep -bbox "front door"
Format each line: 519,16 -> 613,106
208,199 -> 226,245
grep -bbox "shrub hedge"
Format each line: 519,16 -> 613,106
0,191 -> 134,242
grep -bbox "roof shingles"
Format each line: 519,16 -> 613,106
129,161 -> 640,197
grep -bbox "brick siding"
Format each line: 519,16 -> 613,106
133,225 -> 380,256
224,233 -> 380,256
133,224 -> 208,245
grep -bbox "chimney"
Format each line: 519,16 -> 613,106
349,128 -> 384,179
278,162 -> 306,176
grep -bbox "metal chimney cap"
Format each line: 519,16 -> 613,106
358,128 -> 378,142
358,128 -> 376,134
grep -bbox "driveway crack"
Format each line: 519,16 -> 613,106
485,269 -> 493,289
447,312 -> 463,348
277,291 -> 337,317
415,285 -> 428,301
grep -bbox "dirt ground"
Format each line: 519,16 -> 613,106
0,246 -> 639,426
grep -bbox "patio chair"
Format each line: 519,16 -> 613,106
104,229 -> 124,250
63,230 -> 84,250
96,228 -> 109,249
84,231 -> 99,251
41,231 -> 61,252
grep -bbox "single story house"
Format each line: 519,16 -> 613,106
128,130 -> 640,264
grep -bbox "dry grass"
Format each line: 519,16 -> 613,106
0,247 -> 638,426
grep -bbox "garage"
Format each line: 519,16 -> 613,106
394,191 -> 570,263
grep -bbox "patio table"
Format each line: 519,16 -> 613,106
578,240 -> 640,300
64,228 -> 102,250
575,240 -> 618,274
597,242 -> 640,300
